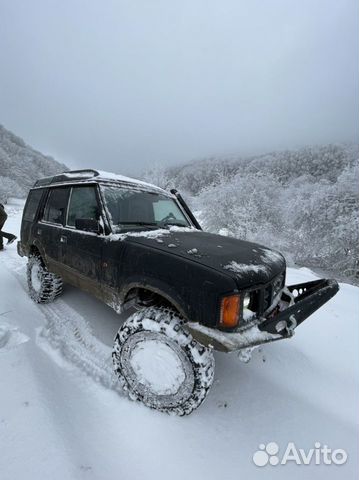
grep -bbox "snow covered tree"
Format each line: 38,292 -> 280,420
0,176 -> 25,203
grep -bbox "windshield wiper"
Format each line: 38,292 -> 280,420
118,221 -> 158,226
161,221 -> 188,228
118,221 -> 188,229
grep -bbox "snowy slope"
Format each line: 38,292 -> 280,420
0,199 -> 358,480
0,124 -> 67,195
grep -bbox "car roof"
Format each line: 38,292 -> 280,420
32,169 -> 169,196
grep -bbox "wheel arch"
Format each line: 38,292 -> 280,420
29,241 -> 47,265
121,281 -> 189,320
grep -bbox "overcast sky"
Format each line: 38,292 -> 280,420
0,0 -> 358,175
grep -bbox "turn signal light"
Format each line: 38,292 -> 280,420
219,294 -> 240,328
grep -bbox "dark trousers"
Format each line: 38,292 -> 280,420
0,219 -> 14,247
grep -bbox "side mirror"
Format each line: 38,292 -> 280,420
75,218 -> 100,233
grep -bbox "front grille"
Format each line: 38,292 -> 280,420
242,271 -> 285,322
263,284 -> 273,312
273,272 -> 285,298
262,272 -> 285,313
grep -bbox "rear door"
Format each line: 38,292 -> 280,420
60,184 -> 105,298
38,186 -> 70,268
21,188 -> 45,250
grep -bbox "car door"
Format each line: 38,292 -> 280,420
38,186 -> 70,270
61,184 -> 105,299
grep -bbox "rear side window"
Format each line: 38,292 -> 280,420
43,188 -> 70,225
23,189 -> 43,222
67,186 -> 100,227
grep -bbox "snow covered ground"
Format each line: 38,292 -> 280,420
0,198 -> 358,480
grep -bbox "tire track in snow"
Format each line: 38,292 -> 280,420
11,264 -> 124,395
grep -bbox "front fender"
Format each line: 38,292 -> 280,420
108,240 -> 238,327
120,274 -> 190,320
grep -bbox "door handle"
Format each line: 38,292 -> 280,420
60,235 -> 67,244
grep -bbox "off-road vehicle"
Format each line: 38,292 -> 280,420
18,169 -> 339,415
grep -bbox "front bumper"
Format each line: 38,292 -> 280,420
188,278 -> 339,352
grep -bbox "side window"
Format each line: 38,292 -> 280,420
67,186 -> 100,227
43,188 -> 70,225
23,189 -> 43,221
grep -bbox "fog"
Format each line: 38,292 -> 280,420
0,0 -> 357,174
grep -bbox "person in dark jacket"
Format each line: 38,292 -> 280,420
0,203 -> 17,250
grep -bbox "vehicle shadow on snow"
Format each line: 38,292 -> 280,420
60,283 -> 128,346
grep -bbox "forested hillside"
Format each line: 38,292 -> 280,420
143,144 -> 359,283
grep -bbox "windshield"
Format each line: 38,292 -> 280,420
101,186 -> 191,232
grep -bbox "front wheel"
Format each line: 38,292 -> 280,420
112,307 -> 215,415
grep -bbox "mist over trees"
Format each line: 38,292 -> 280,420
143,144 -> 359,283
0,124 -> 67,203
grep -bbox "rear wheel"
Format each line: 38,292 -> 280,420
27,255 -> 63,303
112,307 -> 215,415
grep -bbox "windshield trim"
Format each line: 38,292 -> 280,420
99,184 -> 194,233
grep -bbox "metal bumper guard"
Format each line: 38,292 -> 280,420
188,278 -> 339,352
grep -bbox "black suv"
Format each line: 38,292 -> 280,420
18,169 -> 339,415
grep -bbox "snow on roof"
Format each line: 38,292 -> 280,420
34,169 -> 169,193
63,170 -> 97,179
96,170 -> 167,194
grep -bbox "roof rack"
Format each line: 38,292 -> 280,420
33,169 -> 99,187
32,169 -> 167,195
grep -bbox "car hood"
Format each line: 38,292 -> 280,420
121,228 -> 286,288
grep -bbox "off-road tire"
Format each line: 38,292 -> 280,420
112,306 -> 215,416
27,255 -> 63,303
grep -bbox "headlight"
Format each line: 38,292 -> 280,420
243,293 -> 251,309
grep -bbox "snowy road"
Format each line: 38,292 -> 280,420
0,199 -> 358,480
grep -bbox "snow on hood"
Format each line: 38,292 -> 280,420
223,261 -> 268,277
259,247 -> 284,265
223,248 -> 285,278
109,228 -> 285,288
108,226 -> 196,242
